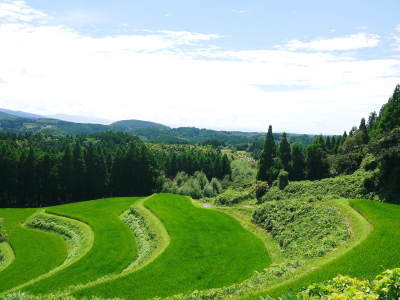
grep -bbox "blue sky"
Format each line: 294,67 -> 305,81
0,0 -> 399,133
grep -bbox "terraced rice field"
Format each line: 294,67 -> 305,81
1,195 -> 399,300
253,199 -> 400,298
0,209 -> 67,293
74,194 -> 270,299
25,197 -> 140,294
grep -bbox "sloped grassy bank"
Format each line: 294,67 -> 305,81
74,194 -> 270,300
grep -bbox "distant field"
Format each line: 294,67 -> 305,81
74,194 -> 270,300
24,197 -> 139,294
0,209 -> 67,293
254,199 -> 400,298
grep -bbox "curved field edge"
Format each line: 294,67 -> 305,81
243,199 -> 383,299
73,193 -> 270,300
0,209 -> 68,294
23,197 -> 139,295
5,210 -> 94,294
262,199 -> 400,298
0,242 -> 15,273
211,206 -> 285,265
160,199 -> 366,300
64,195 -> 170,294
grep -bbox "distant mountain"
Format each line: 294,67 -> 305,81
111,119 -> 169,130
0,108 -> 43,119
0,107 -> 316,146
47,114 -> 114,125
0,111 -> 17,119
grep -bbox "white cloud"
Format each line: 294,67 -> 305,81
395,24 -> 400,32
0,0 -> 47,22
281,33 -> 380,51
0,1 -> 399,134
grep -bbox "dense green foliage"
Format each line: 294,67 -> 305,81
123,207 -> 156,270
150,144 -> 231,180
253,198 -> 349,259
0,132 -> 231,208
75,194 -> 270,300
162,171 -> 223,199
259,170 -> 370,203
294,269 -> 400,300
266,200 -> 400,297
0,209 -> 67,293
0,133 -> 157,207
25,197 -> 139,294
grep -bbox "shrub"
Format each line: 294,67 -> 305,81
162,171 -> 222,199
260,170 -> 371,203
296,269 -> 400,300
255,181 -> 269,200
214,189 -> 252,206
278,170 -> 289,190
253,198 -> 349,259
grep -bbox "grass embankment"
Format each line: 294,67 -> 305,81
256,199 -> 400,298
25,197 -> 140,294
75,193 -> 270,300
0,209 -> 67,293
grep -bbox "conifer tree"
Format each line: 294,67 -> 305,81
257,125 -> 276,183
291,142 -> 306,181
375,84 -> 400,134
279,133 -> 291,173
359,118 -> 369,144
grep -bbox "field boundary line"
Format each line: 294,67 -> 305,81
240,198 -> 373,299
61,194 -> 171,295
4,210 -> 94,294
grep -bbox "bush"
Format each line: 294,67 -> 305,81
162,171 -> 222,199
255,181 -> 269,200
214,189 -> 252,206
297,268 -> 400,300
253,198 -> 349,259
278,170 -> 289,190
260,170 -> 371,203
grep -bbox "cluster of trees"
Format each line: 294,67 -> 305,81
257,84 -> 400,203
0,134 -> 158,208
0,132 -> 233,208
257,127 -> 340,184
149,144 -> 231,180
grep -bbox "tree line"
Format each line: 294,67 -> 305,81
257,84 -> 400,203
0,132 -> 231,208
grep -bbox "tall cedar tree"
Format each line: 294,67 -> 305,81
291,142 -> 306,181
375,84 -> 400,134
279,133 -> 291,173
306,141 -> 330,180
359,118 -> 369,144
257,125 -> 276,183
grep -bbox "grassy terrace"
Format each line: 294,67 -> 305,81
25,197 -> 140,294
0,209 -> 67,293
251,199 -> 400,298
75,193 -> 270,300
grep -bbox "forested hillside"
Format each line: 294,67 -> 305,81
0,109 -> 314,149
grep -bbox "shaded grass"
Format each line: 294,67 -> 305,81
0,209 -> 67,293
75,193 -> 270,300
25,197 -> 140,294
263,199 -> 400,297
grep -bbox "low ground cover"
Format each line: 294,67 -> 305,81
256,199 -> 400,298
74,193 -> 270,300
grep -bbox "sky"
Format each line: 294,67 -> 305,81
0,1 -> 399,134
